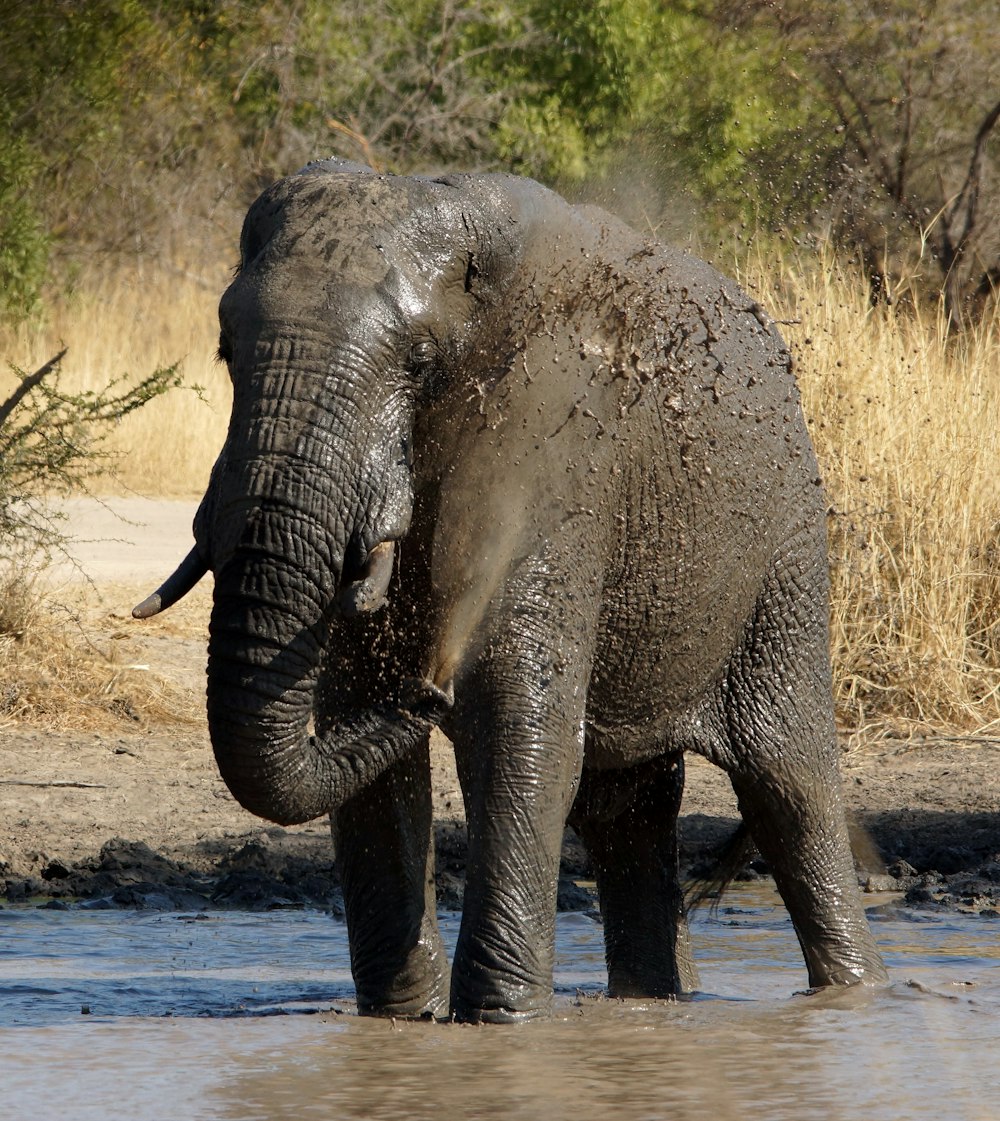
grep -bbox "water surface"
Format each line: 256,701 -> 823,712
2,887 -> 997,1121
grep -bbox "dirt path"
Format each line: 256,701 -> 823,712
47,496 -> 202,587
2,498 -> 999,913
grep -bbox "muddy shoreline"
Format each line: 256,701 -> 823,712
4,725 -> 1000,919
7,817 -> 1000,920
6,804 -> 1000,919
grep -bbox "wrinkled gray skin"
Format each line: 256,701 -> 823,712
140,160 -> 886,1022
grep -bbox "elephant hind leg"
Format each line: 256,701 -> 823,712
571,751 -> 698,998
717,562 -> 887,988
725,761 -> 887,987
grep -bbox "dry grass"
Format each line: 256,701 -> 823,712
0,570 -> 201,731
3,253 -> 1000,736
740,249 -> 1000,738
0,262 -> 232,498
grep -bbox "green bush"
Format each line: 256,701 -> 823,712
1,0 -> 996,318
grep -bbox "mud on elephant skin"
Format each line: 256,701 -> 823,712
137,159 -> 887,1022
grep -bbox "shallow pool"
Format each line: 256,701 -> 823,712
2,887 -> 997,1120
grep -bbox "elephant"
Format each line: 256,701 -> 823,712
136,159 -> 887,1022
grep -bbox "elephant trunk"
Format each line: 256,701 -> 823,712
207,551 -> 450,826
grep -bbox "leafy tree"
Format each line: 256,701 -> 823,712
3,0 -> 998,320
715,0 -> 1000,320
0,0 -> 793,300
0,0 -> 137,313
0,0 -> 256,309
0,121 -> 49,318
196,0 -> 541,178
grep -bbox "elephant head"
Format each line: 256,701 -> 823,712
133,163 -> 530,824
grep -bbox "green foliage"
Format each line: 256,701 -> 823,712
201,0 -> 543,177
0,122 -> 49,318
0,0 -> 155,315
716,0 -> 1000,316
0,0 -> 996,315
465,1 -> 824,233
489,0 -> 653,177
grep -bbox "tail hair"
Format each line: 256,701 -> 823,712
684,821 -> 757,916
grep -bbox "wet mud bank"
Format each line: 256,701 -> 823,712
0,822 -> 594,915
683,809 -> 1000,917
5,806 -> 1000,918
4,730 -> 1000,917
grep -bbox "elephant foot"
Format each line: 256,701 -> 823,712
799,925 -> 888,989
357,986 -> 450,1021
807,957 -> 889,988
605,945 -> 699,1000
449,976 -> 553,1024
356,968 -> 451,1021
450,1001 -> 552,1025
359,1003 -> 447,1022
607,977 -> 685,1001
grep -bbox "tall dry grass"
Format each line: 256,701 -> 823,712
4,252 -> 1000,736
740,250 -> 1000,737
0,263 -> 232,497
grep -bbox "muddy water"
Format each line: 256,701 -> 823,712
2,888 -> 998,1121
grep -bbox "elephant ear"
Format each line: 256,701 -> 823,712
238,187 -> 285,272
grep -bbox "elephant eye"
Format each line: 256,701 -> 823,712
409,336 -> 449,403
409,338 -> 436,370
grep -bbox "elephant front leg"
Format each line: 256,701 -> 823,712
450,730 -> 578,1023
332,736 -> 450,1018
447,609 -> 593,1022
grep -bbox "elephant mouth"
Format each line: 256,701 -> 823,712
338,539 -> 397,617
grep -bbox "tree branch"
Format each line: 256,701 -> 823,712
0,349 -> 67,431
946,96 -> 1000,259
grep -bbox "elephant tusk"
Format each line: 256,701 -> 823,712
339,539 -> 396,617
132,546 -> 210,619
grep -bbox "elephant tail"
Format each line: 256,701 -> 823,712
684,821 -> 757,916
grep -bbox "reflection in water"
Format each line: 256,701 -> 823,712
1,887 -> 997,1121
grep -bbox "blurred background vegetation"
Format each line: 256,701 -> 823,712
3,0 -> 999,323
2,0 -> 1000,734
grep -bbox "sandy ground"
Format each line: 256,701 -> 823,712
2,497 -> 1000,913
46,496 -> 203,589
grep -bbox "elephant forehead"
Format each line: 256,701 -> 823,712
220,259 -> 405,348
232,236 -> 451,333
243,172 -> 456,277
259,228 -> 390,294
